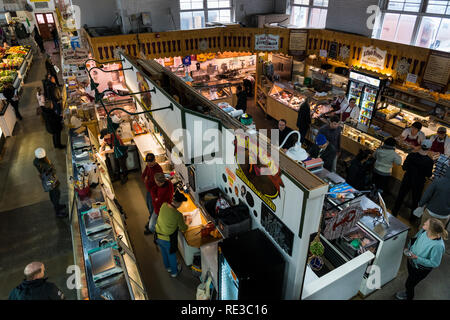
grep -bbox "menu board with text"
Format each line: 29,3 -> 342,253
288,29 -> 307,57
422,50 -> 450,93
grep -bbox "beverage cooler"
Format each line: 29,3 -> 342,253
218,228 -> 285,300
347,71 -> 385,129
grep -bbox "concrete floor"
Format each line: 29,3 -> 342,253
0,41 -> 76,299
0,48 -> 448,300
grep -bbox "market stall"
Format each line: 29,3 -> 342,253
0,45 -> 32,98
0,99 -> 16,137
67,126 -> 148,300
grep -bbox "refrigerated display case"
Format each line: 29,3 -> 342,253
347,71 -> 385,129
218,228 -> 285,300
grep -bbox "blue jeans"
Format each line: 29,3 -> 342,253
156,238 -> 178,276
146,191 -> 154,216
148,212 -> 158,233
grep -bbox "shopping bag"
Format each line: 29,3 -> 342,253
413,207 -> 424,218
196,274 -> 213,300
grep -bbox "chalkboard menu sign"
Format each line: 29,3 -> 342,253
328,42 -> 338,59
261,203 -> 294,256
422,50 -> 450,93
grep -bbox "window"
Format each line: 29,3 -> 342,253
180,0 -> 232,30
373,0 -> 450,52
290,0 -> 328,29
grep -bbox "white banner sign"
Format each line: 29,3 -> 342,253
360,46 -> 386,69
255,34 -> 280,51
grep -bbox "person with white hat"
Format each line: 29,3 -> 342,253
392,139 -> 434,222
33,148 -> 67,217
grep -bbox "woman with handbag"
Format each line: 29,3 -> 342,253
33,148 -> 67,217
396,218 -> 447,300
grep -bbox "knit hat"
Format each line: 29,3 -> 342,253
173,190 -> 187,203
315,134 -> 327,146
35,147 -> 46,159
437,127 -> 447,134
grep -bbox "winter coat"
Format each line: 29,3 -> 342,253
418,169 -> 450,217
373,145 -> 402,175
9,278 -> 64,300
41,106 -> 62,134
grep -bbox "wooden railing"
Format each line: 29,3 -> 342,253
83,26 -> 290,63
306,29 -> 431,83
83,26 -> 436,83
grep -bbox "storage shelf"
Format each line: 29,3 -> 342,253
389,84 -> 450,108
382,95 -> 431,112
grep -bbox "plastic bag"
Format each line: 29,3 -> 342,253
413,207 -> 424,218
196,274 -> 213,300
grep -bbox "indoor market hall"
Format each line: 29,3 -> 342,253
0,0 -> 449,304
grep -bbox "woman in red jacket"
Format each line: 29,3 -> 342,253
148,172 -> 174,234
142,153 -> 163,235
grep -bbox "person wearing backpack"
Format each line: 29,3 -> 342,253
33,148 -> 67,217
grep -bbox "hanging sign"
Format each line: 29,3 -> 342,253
288,29 -> 307,56
255,34 -> 280,51
182,55 -> 191,66
328,42 -> 338,59
360,46 -> 387,70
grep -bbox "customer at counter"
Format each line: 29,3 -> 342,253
392,140 -> 434,220
318,116 -> 341,172
346,149 -> 373,190
278,119 -> 296,152
429,126 -> 449,156
398,121 -> 425,150
296,100 -> 311,144
99,128 -> 129,184
417,169 -> 450,227
336,98 -> 360,122
307,134 -> 337,171
235,85 -> 247,113
372,137 -> 403,195
155,191 -> 192,278
142,153 -> 163,235
396,218 -> 447,300
148,172 -> 174,234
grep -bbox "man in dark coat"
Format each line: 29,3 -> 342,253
33,25 -> 45,53
235,85 -> 247,113
41,103 -> 64,149
9,262 -> 65,300
51,27 -> 59,49
296,100 -> 311,144
3,84 -> 22,120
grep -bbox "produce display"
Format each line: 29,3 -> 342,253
0,70 -> 18,92
0,46 -> 30,71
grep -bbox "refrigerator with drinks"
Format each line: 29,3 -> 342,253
347,71 -> 385,129
218,228 -> 286,300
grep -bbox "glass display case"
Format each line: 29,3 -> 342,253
195,84 -> 232,101
342,124 -> 382,151
311,102 -> 333,119
269,83 -> 306,111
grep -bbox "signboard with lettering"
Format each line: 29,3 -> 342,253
422,50 -> 450,93
360,46 -> 387,70
255,34 -> 280,51
63,48 -> 89,65
328,42 -> 338,59
289,29 -> 307,57
323,203 -> 364,240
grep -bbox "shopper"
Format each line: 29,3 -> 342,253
51,27 -> 59,49
148,172 -> 174,234
142,153 -> 163,235
33,148 -> 67,217
392,140 -> 434,220
336,98 -> 360,122
398,121 -> 425,149
41,101 -> 65,149
36,87 -> 46,109
43,73 -> 53,100
3,83 -> 23,120
99,128 -> 128,184
9,262 -> 65,300
155,191 -> 192,278
296,100 -> 311,144
318,116 -> 342,172
45,56 -> 60,87
278,119 -> 295,152
33,25 -> 45,54
307,134 -> 337,172
429,126 -> 449,156
396,218 -> 447,300
235,85 -> 247,113
372,137 -> 402,194
346,149 -> 373,190
416,169 -> 450,227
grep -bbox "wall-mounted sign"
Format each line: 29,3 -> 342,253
182,55 -> 191,66
328,42 -> 338,59
360,46 -> 386,70
255,34 -> 280,51
422,50 -> 450,93
288,29 -> 307,57
319,50 -> 327,58
349,71 -> 381,87
63,48 -> 89,65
